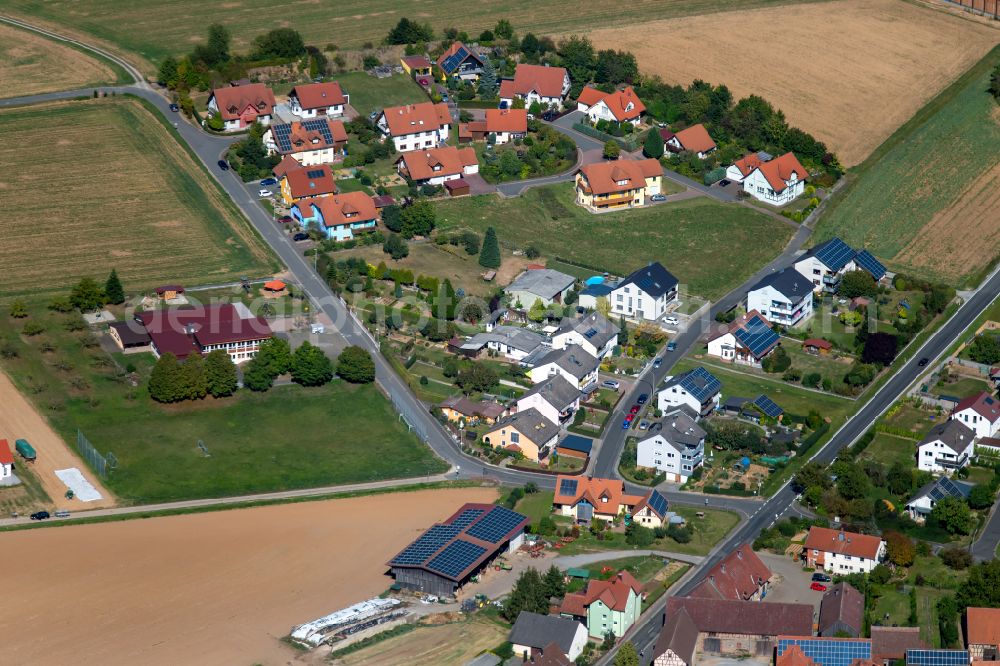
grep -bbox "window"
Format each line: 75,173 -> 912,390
511,432 -> 520,444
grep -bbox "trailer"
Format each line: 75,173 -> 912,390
15,439 -> 36,462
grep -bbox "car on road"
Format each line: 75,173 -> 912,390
918,357 -> 929,367
292,232 -> 309,241
667,341 -> 677,352
169,103 -> 180,112
653,357 -> 662,368
277,215 -> 293,224
810,582 -> 828,592
54,510 -> 70,518
630,405 -> 641,415
625,413 -> 635,422
541,111 -> 556,122
719,179 -> 731,186
217,160 -> 229,171
258,189 -> 273,197
601,379 -> 620,390
622,418 -> 632,430
260,177 -> 277,186
637,393 -> 649,405
30,511 -> 50,521
811,573 -> 832,582
441,92 -> 449,102
650,194 -> 667,203
664,315 -> 680,326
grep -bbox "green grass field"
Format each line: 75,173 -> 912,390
336,71 -> 428,118
436,184 -> 794,300
7,0 -> 817,72
815,46 -> 1000,286
859,433 -> 917,468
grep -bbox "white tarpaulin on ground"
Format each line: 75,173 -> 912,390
54,468 -> 103,502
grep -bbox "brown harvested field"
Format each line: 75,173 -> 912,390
0,370 -> 114,511
0,98 -> 274,298
0,23 -> 117,97
0,485 -> 498,666
585,0 -> 1000,166
336,617 -> 507,665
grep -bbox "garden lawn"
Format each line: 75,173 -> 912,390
555,507 -> 737,557
436,184 -> 794,300
336,71 -> 428,118
858,433 -> 917,468
935,376 -> 991,400
882,403 -> 944,438
515,490 -> 555,525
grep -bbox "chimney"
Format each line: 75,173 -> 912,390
720,563 -> 726,575
737,550 -> 743,560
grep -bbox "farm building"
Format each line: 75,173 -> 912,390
688,543 -> 771,602
818,582 -> 864,638
386,503 -> 528,597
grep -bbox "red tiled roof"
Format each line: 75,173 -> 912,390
804,527 -> 883,560
283,164 -> 337,200
870,626 -> 925,660
968,607 -> 1000,646
272,155 -> 301,179
577,86 -> 645,122
578,158 -> 662,196
0,439 -> 14,466
552,475 -> 645,515
755,152 -> 808,192
307,192 -> 378,229
436,42 -> 482,71
397,145 -> 477,182
561,571 -> 642,615
381,102 -> 451,137
401,55 -> 432,70
273,119 -> 348,156
732,153 -> 766,178
504,64 -> 569,99
210,83 -> 275,121
485,108 -> 528,134
804,338 -> 833,350
778,645 -> 819,666
672,124 -> 716,154
440,396 -> 506,420
688,544 -> 771,602
154,284 -> 184,295
953,392 -> 1000,423
669,597 -> 813,636
289,82 -> 346,110
577,86 -> 606,107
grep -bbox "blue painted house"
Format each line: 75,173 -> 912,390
291,192 -> 379,241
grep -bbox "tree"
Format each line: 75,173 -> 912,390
381,205 -> 402,232
991,63 -> 1000,101
887,462 -> 915,495
615,641 -> 639,666
462,231 -> 480,255
596,49 -> 639,85
204,349 -> 238,397
643,128 -> 664,159
940,546 -> 973,571
968,334 -> 1000,365
794,462 -> 832,492
149,353 -> 184,403
528,298 -> 547,323
862,332 -> 898,367
386,17 -> 434,45
885,530 -> 916,567
618,316 -> 628,345
383,233 -> 409,260
8,299 -> 27,319
69,277 -> 105,312
502,568 -> 549,621
250,28 -> 306,59
258,337 -> 292,377
478,57 -> 498,98
291,341 -> 334,386
456,362 -> 499,394
543,564 -> 566,599
931,496 -> 974,535
399,201 -> 436,238
192,23 -> 230,67
336,345 -> 376,383
603,140 -> 621,160
761,346 -> 791,373
180,353 -> 208,400
479,226 -> 501,269
242,353 -> 275,392
625,522 -> 655,547
104,268 -> 125,305
837,465 -> 871,500
957,559 -> 1000,609
158,56 -> 179,86
494,19 -> 513,39
433,279 -> 458,320
968,484 -> 996,510
839,270 -> 878,298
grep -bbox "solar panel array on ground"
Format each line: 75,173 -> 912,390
734,320 -> 779,358
814,237 -> 857,271
853,249 -> 886,280
778,638 -> 871,666
906,650 -> 969,666
753,394 -> 783,419
680,367 -> 721,402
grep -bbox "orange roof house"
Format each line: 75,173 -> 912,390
396,146 -> 477,183
379,102 -> 451,138
560,570 -> 644,638
730,153 -> 767,179
804,527 -> 885,572
266,118 -> 348,159
665,124 -> 717,157
400,55 -> 433,76
552,475 -> 646,521
755,152 -> 808,193
577,86 -> 646,124
499,64 -> 570,103
688,543 -> 772,601
575,158 -> 662,209
967,607 -> 1000,660
485,108 -> 528,134
777,645 -> 819,666
208,83 -> 275,128
288,82 -> 347,115
281,164 -> 337,203
0,439 -> 13,467
292,192 -> 379,242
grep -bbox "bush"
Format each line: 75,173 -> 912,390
667,524 -> 692,544
939,546 -> 973,570
21,322 -> 45,336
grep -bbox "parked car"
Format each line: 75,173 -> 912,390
260,177 -> 278,186
217,160 -> 229,171
541,111 -> 556,122
601,379 -> 620,390
666,341 -> 677,352
258,189 -> 273,197
169,103 -> 180,112
638,420 -> 650,430
441,92 -> 449,102
650,194 -> 667,203
625,413 -> 635,422
664,315 -> 679,326
653,357 -> 662,368
292,232 -> 309,241
526,114 -> 535,121
30,511 -> 50,521
719,179 -> 731,186
637,393 -> 649,405
811,573 -> 832,583
810,582 -> 828,592
368,110 -> 379,121
277,215 -> 293,224
630,405 -> 641,415
918,357 -> 929,367
622,419 -> 632,430
54,510 -> 70,518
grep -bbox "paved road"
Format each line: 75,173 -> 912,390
553,549 -> 704,567
972,497 -> 1000,560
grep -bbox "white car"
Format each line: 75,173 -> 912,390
664,315 -> 679,326
258,189 -> 273,198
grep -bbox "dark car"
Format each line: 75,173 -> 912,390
811,573 -> 832,583
169,103 -> 180,112
719,179 -> 731,186
637,393 -> 649,405
277,215 -> 293,224
918,357 -> 929,367
541,111 -> 556,122
260,177 -> 278,186
217,160 -> 229,171
667,341 -> 677,352
653,357 -> 662,368
30,511 -> 50,521
292,232 -> 309,241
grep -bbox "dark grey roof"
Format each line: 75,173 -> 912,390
520,374 -> 581,411
664,405 -> 701,422
723,396 -> 751,411
463,654 -> 502,666
749,268 -> 814,301
652,606 -> 699,666
489,408 -> 559,445
619,262 -> 678,298
910,477 -> 974,505
651,413 -> 706,450
818,582 -> 864,636
534,345 -> 599,380
921,419 -> 975,454
664,367 -> 721,402
509,611 -> 582,653
463,326 -> 547,354
506,269 -> 576,302
109,320 -> 151,346
556,311 -> 617,350
580,283 -> 613,298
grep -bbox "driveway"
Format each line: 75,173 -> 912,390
462,172 -> 496,195
759,552 -> 823,616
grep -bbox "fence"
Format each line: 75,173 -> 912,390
76,429 -> 116,479
571,122 -> 642,152
941,0 -> 1000,18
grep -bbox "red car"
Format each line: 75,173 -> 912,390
625,413 -> 635,422
630,405 -> 641,415
810,582 -> 827,592
278,215 -> 293,224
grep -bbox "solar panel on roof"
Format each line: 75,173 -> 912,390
425,538 -> 487,579
753,395 -> 783,419
465,505 -> 526,543
681,367 -> 721,402
646,490 -> 668,517
306,169 -> 326,179
442,46 -> 471,73
451,508 -> 485,529
559,478 -> 578,496
734,321 -> 779,358
389,524 -> 460,566
853,249 -> 886,280
778,638 -> 871,666
302,118 -> 335,145
272,123 -> 293,152
584,328 -> 598,339
906,650 -> 969,666
814,238 -> 857,271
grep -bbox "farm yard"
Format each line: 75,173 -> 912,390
585,0 -> 1000,167
0,98 -> 275,298
0,22 -> 122,97
435,184 -> 794,300
7,0 -> 819,74
0,485 -> 499,666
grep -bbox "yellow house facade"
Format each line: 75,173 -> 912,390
482,408 -> 559,463
575,158 -> 662,211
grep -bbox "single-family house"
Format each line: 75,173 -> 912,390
609,262 -> 678,323
818,582 -> 865,638
576,85 -> 646,126
951,392 -> 1000,438
377,102 -> 452,153
0,439 -> 13,481
207,83 -> 276,131
506,268 -> 576,308
630,489 -> 684,529
400,55 -> 433,77
287,82 -> 348,119
688,544 -> 772,602
652,605 -> 700,666
396,145 -> 479,186
728,152 -> 807,205
966,607 -> 1000,661
804,526 -> 886,574
482,408 -> 560,462
528,344 -> 599,390
456,326 -> 549,362
552,476 -> 647,523
746,268 -> 815,327
263,118 -> 348,166
551,311 -> 617,359
636,411 -> 706,483
725,152 -> 768,184
291,192 -> 379,241
499,64 -> 571,109
517,375 -> 581,425
437,42 -> 486,81
510,611 -> 588,662
706,310 -> 780,367
793,237 -> 861,294
662,124 -> 716,159
278,164 -> 337,206
658,367 -> 722,418
906,476 -> 974,524
560,571 -> 643,638
917,419 -> 976,474
574,158 -> 663,211
459,109 -> 528,144
438,396 -> 508,425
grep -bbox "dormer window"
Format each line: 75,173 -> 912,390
616,179 -> 629,186
433,164 -> 441,171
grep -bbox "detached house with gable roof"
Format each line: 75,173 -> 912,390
636,410 -> 706,482
658,367 -> 722,418
662,124 -> 717,159
437,42 -> 486,81
793,237 -> 887,294
396,145 -> 478,186
804,526 -> 886,574
551,311 -> 618,360
207,83 -> 276,131
917,419 -> 976,474
746,269 -> 815,328
291,192 -> 379,241
706,310 -> 780,367
561,570 -> 643,638
905,476 -> 974,523
277,163 -> 337,206
459,108 -> 529,145
529,344 -> 599,390
500,64 -> 571,109
287,82 -> 349,119
575,158 -> 663,211
517,375 -> 581,425
576,85 -> 646,126
377,102 -> 452,153
482,407 -> 560,463
631,490 -> 684,529
553,475 -> 648,523
506,268 -> 576,308
609,262 -> 679,323
952,392 -> 1000,438
688,544 -> 772,602
263,118 -> 348,166
727,152 -> 808,205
